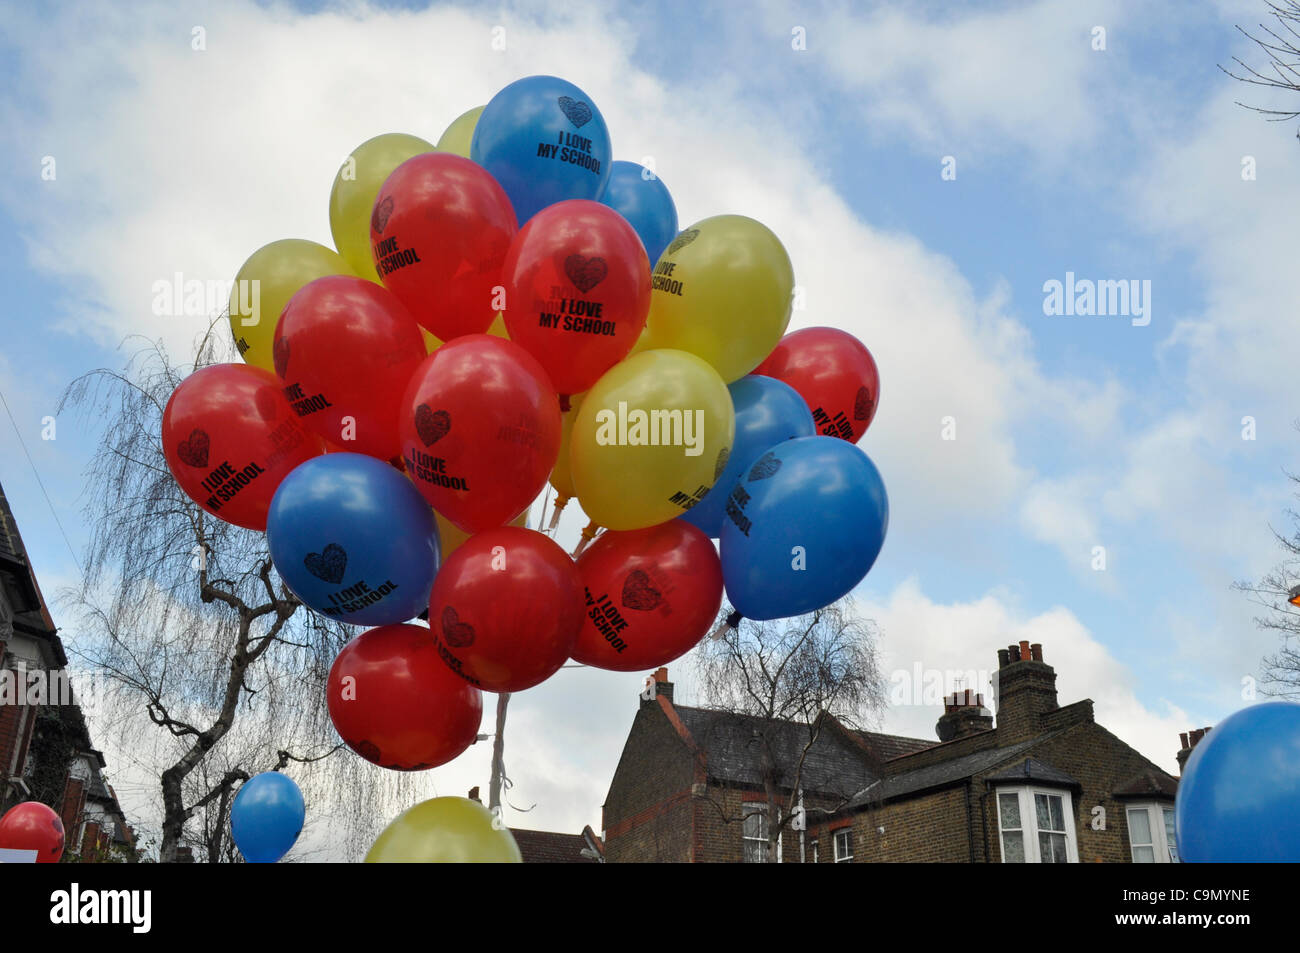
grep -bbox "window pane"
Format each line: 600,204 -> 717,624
1040,831 -> 1068,863
999,793 -> 1021,830
744,840 -> 767,863
1127,807 -> 1152,845
1035,793 -> 1064,831
835,830 -> 852,861
1163,809 -> 1178,863
1002,831 -> 1025,863
1133,845 -> 1156,863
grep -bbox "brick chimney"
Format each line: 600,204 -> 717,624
936,688 -> 993,742
639,667 -> 673,708
992,641 -> 1057,743
1176,726 -> 1212,775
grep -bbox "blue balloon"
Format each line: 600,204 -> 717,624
681,375 -> 815,538
719,436 -> 888,620
599,160 -> 679,267
1176,701 -> 1300,861
230,772 -> 305,864
471,75 -> 612,224
267,453 -> 439,627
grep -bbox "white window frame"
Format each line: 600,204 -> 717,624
742,803 -> 768,863
995,786 -> 1078,863
809,839 -> 819,864
1126,802 -> 1178,863
833,828 -> 853,863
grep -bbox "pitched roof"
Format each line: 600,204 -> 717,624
985,757 -> 1080,789
509,828 -> 600,863
853,729 -> 936,761
850,739 -> 1040,806
1112,770 -> 1178,799
670,704 -> 932,798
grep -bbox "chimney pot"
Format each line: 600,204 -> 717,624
1008,644 -> 1020,662
997,648 -> 1010,668
964,688 -> 971,705
1019,640 -> 1031,660
1030,643 -> 1043,662
1179,732 -> 1189,749
654,667 -> 668,682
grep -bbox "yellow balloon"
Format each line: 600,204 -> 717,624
365,797 -> 522,863
329,133 -> 437,283
643,214 -> 795,382
422,313 -> 509,353
571,349 -> 734,530
435,507 -> 527,561
228,239 -> 356,373
549,393 -> 585,500
436,106 -> 484,159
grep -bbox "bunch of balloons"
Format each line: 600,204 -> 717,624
162,74 -> 889,861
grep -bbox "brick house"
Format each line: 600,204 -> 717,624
602,641 -> 1182,863
0,481 -> 136,861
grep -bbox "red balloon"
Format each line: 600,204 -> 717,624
0,801 -> 65,863
275,275 -> 426,461
372,152 -> 518,340
327,623 -> 483,770
398,335 -> 561,533
163,363 -> 323,531
573,522 -> 723,671
501,199 -> 650,398
429,527 -> 584,692
753,327 -> 880,442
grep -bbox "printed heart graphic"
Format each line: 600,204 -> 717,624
621,569 -> 663,611
666,229 -> 699,256
356,740 -> 382,764
854,385 -> 873,422
564,254 -> 608,294
304,542 -> 347,584
442,606 -> 476,647
51,816 -> 64,835
713,447 -> 730,482
557,95 -> 592,128
748,452 -> 781,481
414,405 -> 451,446
176,429 -> 210,469
273,337 -> 290,379
371,195 -> 394,234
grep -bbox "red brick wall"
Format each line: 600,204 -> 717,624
60,776 -> 85,847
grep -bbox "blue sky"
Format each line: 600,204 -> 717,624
1,0 -> 1298,851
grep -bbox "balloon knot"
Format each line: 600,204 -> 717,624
548,495 -> 569,530
572,520 -> 600,557
559,394 -> 571,413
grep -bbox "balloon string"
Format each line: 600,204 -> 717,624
572,520 -> 599,557
548,494 -> 569,530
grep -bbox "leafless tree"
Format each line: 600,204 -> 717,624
1221,1 -> 1300,132
1234,461 -> 1300,698
58,322 -> 420,861
691,600 -> 887,862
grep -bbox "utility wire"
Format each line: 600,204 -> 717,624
0,386 -> 84,574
